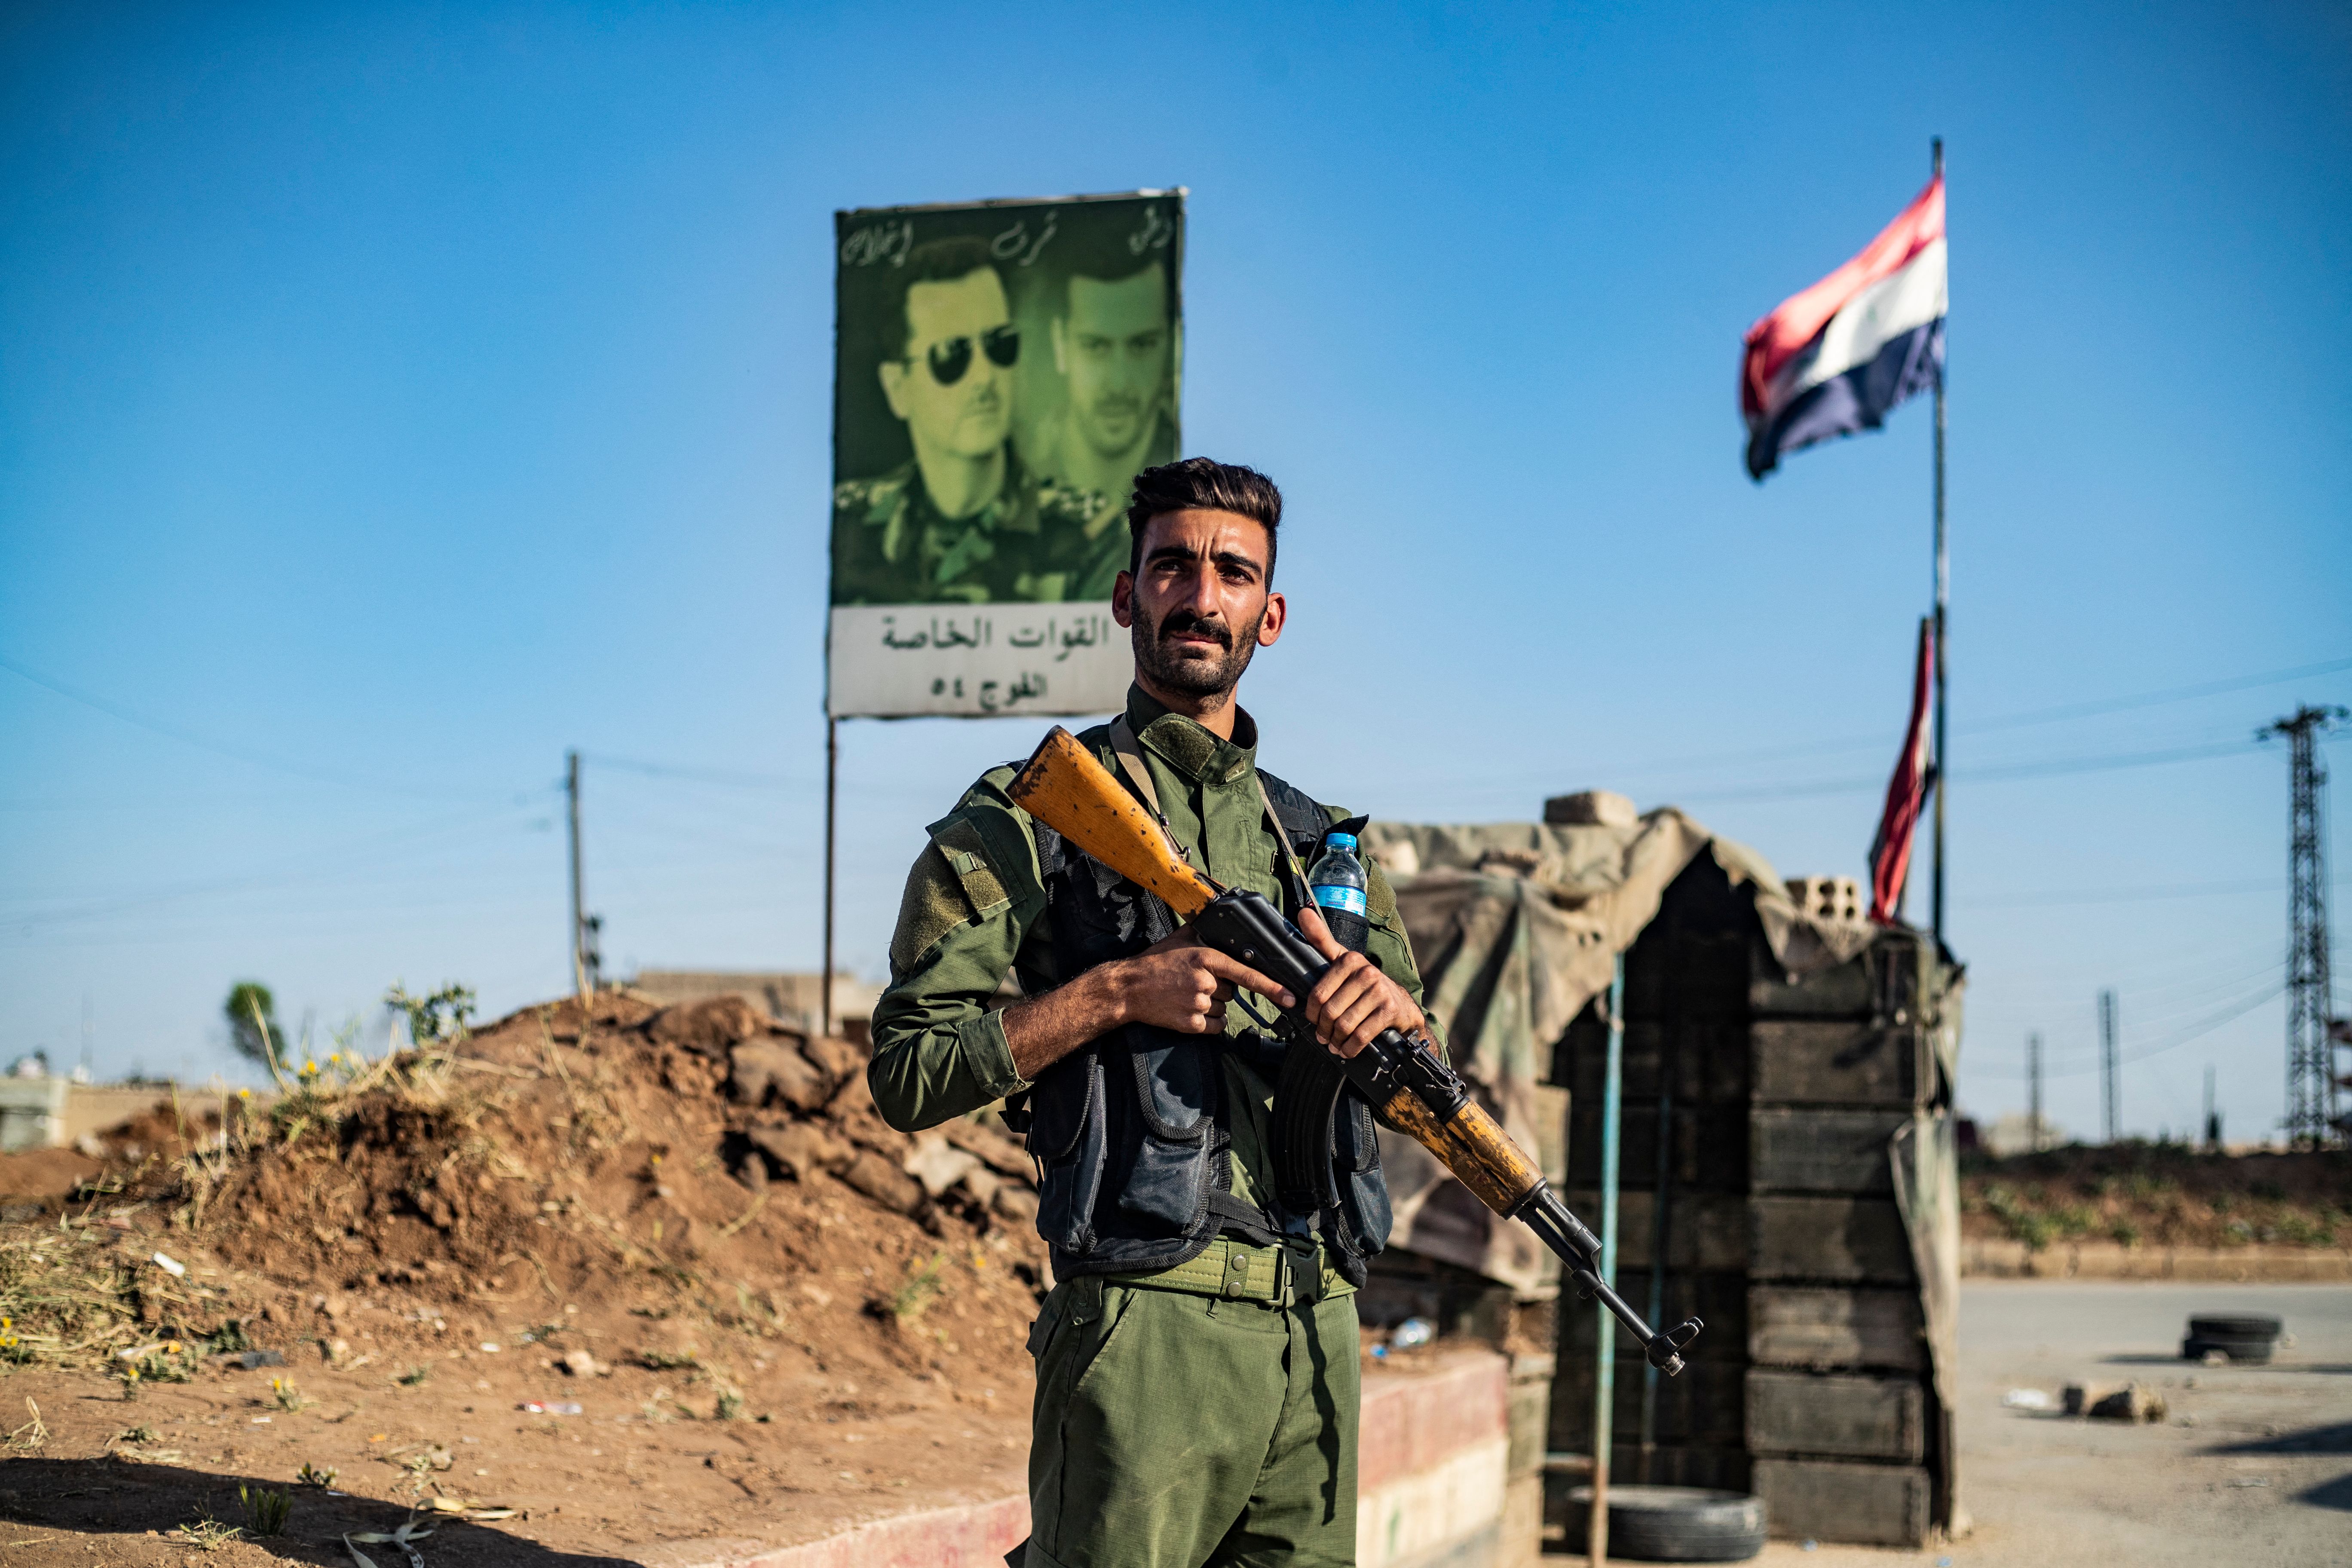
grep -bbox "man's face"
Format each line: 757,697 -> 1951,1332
1113,508 -> 1285,700
1052,264 -> 1170,458
878,268 -> 1016,462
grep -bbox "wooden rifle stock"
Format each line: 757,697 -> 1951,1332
1009,726 -> 1219,919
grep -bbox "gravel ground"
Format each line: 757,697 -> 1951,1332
1749,1280 -> 2352,1568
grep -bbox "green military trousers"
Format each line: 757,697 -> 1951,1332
1020,1269 -> 1361,1568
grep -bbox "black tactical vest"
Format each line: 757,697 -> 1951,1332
1013,763 -> 1391,1285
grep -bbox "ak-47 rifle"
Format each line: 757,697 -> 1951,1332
1008,726 -> 1703,1375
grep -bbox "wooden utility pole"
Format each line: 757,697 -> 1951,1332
2027,1032 -> 2043,1151
2099,989 -> 2119,1143
566,750 -> 601,1000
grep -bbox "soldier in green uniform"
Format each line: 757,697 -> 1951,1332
833,236 -> 1126,606
869,458 -> 1440,1568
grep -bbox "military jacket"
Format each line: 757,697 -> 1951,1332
868,685 -> 1439,1281
830,445 -> 1124,606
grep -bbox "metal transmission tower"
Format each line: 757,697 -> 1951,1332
2099,989 -> 2119,1142
2263,705 -> 2348,1148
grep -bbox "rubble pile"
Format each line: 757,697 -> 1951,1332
1,991 -> 1048,1395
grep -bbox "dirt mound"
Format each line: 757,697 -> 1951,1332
0,991 -> 1047,1424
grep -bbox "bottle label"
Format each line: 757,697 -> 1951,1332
1313,885 -> 1368,917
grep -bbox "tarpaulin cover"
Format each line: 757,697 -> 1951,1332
1891,964 -> 1969,1534
1361,811 -> 1879,1295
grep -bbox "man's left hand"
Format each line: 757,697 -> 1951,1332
1295,903 -> 1427,1058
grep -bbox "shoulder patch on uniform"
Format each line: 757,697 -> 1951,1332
889,845 -> 972,978
931,816 -> 1012,921
1365,857 -> 1400,925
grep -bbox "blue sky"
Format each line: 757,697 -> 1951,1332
3,1 -> 2346,1145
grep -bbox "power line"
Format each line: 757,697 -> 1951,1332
0,652 -> 507,802
1462,651 -> 2352,790
0,801 -> 552,937
1971,655 -> 2352,735
1673,733 -> 2290,804
1961,874 -> 2352,910
580,752 -> 814,790
1974,979 -> 2286,1078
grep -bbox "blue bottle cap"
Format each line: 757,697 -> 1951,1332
1326,832 -> 1357,851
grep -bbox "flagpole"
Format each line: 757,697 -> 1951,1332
1929,134 -> 1948,949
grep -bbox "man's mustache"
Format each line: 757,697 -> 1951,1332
1158,610 -> 1232,649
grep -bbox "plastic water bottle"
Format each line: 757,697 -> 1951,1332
1308,832 -> 1371,953
1390,1316 -> 1436,1351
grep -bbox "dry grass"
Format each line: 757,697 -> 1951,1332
1963,1142 -> 2352,1251
0,1034 -> 479,1376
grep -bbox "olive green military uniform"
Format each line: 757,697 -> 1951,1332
831,444 -> 1126,606
870,686 -> 1437,1568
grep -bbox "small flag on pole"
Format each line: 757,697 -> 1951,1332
1742,175 -> 1946,480
1869,617 -> 1936,926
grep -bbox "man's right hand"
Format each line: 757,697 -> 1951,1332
1002,926 -> 1295,1080
1114,928 -> 1295,1036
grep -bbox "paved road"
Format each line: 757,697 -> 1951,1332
1754,1280 -> 2352,1568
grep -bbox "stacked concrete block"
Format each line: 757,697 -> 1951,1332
1550,857 -> 1758,1493
1782,875 -> 1865,924
1544,857 -> 1957,1551
1746,927 -> 1940,1549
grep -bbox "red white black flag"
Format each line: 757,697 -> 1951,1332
1869,618 -> 1936,925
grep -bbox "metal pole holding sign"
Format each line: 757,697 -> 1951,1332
823,718 -> 838,1038
1589,954 -> 1626,1567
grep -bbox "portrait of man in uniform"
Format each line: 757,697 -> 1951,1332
1033,236 -> 1179,503
831,236 -> 1123,606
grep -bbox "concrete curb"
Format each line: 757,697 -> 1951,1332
1963,1240 -> 2352,1281
642,1494 -> 1029,1568
645,1348 -> 1515,1568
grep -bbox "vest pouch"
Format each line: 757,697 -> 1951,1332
1030,1047 -> 1108,1256
1111,1026 -> 1215,1231
1337,1096 -> 1392,1253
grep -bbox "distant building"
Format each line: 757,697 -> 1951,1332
0,1078 -> 224,1153
1983,1111 -> 2063,1157
627,970 -> 881,1041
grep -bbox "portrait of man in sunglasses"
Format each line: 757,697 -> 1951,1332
832,236 -> 1124,606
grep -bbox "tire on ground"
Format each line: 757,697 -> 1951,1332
2187,1313 -> 2282,1341
2183,1313 -> 2282,1363
1562,1485 -> 1767,1563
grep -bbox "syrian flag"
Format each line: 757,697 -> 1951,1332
1743,174 -> 1946,481
1868,617 -> 1936,926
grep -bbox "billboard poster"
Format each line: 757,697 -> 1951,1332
827,190 -> 1184,719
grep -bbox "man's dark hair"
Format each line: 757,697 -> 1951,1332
1054,225 -> 1176,319
881,236 -> 1001,359
1125,459 -> 1281,579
